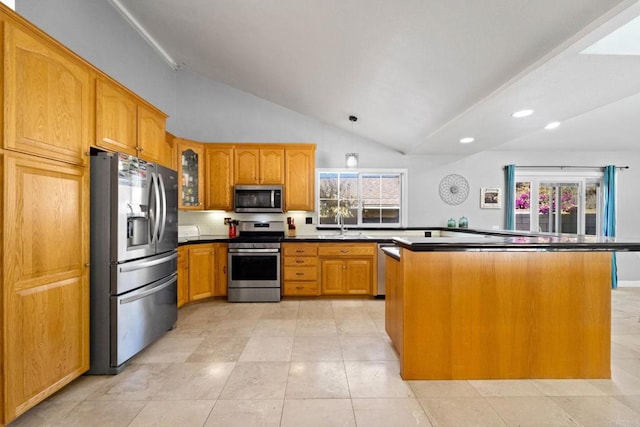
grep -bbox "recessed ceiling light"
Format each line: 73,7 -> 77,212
544,121 -> 561,130
512,109 -> 534,118
459,137 -> 474,144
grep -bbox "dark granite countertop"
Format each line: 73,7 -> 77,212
393,228 -> 640,252
177,227 -> 640,252
178,235 -> 231,245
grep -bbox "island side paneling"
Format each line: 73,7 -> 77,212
392,250 -> 611,380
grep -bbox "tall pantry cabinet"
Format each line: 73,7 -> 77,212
1,6 -> 90,424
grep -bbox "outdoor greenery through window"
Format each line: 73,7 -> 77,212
514,171 -> 603,235
317,170 -> 406,227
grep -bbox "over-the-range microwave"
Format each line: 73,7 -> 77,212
234,185 -> 284,213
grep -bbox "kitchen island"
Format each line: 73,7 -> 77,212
385,232 -> 640,380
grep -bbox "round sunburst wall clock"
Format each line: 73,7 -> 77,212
438,174 -> 469,205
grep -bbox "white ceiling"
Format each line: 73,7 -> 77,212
113,0 -> 640,155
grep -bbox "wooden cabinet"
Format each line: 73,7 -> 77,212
319,244 -> 375,295
2,152 -> 89,422
95,77 -> 169,166
215,244 -> 228,297
384,253 -> 402,355
4,19 -> 91,165
177,139 -> 205,210
176,142 -> 314,211
234,145 -> 284,184
177,243 -> 228,305
177,246 -> 189,308
1,8 -> 92,423
137,103 -> 170,166
188,244 -> 217,301
285,146 -> 315,211
205,145 -> 234,210
95,77 -> 137,155
282,243 -> 319,296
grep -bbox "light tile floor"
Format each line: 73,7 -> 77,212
11,289 -> 640,427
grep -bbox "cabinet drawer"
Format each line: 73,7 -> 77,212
318,245 -> 375,257
283,266 -> 317,281
283,281 -> 319,296
284,256 -> 317,267
283,245 -> 318,256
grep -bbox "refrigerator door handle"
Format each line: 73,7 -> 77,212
149,172 -> 161,244
118,274 -> 176,305
118,252 -> 178,273
157,173 -> 167,243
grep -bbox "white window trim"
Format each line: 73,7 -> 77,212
515,169 -> 604,236
316,168 -> 409,228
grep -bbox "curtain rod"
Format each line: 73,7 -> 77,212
504,165 -> 629,170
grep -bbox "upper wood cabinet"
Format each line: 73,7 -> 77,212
137,103 -> 169,165
285,145 -> 316,211
177,138 -> 205,210
95,77 -> 137,155
177,141 -> 315,211
95,77 -> 170,166
205,145 -> 234,210
3,20 -> 91,165
234,146 -> 284,185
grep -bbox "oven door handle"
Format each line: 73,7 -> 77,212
228,248 -> 280,253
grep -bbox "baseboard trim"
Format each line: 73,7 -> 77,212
618,280 -> 640,288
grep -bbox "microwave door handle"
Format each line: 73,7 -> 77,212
157,173 -> 167,242
271,190 -> 275,208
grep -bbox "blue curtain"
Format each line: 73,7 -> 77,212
505,164 -> 516,230
603,165 -> 617,289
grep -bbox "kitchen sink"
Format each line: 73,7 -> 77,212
316,233 -> 371,239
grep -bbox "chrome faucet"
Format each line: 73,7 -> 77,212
335,212 -> 346,235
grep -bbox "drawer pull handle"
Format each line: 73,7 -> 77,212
296,272 -> 304,276
296,259 -> 304,263
296,250 -> 305,253
340,250 -> 349,253
296,285 -> 304,289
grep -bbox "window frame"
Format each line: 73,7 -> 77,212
316,168 -> 408,229
514,169 -> 604,236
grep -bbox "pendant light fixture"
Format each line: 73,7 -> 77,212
345,115 -> 359,169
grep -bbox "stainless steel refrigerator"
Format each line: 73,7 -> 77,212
88,152 -> 178,374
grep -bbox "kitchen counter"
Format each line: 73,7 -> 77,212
392,233 -> 640,251
384,228 -> 632,381
178,235 -> 230,245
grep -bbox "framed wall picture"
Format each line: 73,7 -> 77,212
481,188 -> 501,209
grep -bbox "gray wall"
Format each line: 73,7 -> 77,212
17,0 -> 640,281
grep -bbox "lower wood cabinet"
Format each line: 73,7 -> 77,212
282,242 -> 376,296
2,151 -> 90,422
178,243 -> 228,307
282,243 -> 319,296
384,253 -> 402,355
319,244 -> 375,295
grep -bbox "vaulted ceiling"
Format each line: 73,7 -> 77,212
112,0 -> 640,155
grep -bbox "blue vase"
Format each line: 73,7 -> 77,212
459,216 -> 468,228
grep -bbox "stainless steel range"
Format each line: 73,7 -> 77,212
227,221 -> 284,302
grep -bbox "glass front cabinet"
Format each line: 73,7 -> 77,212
177,139 -> 204,210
